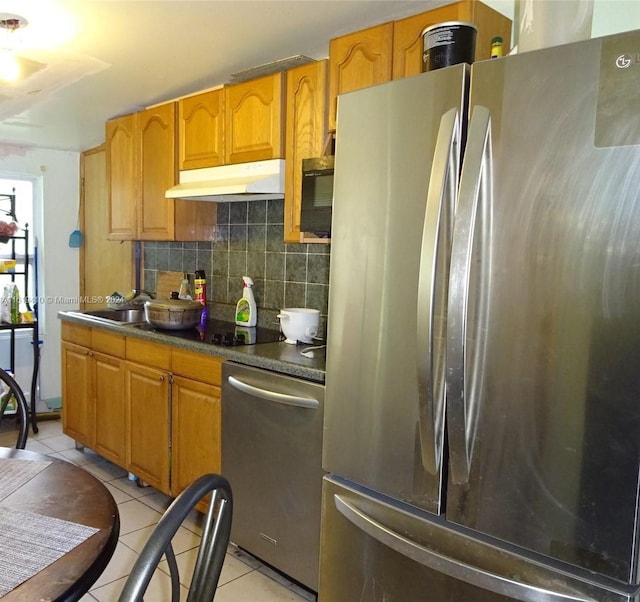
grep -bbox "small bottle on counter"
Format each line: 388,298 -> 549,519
235,276 -> 257,327
194,270 -> 207,305
178,277 -> 191,299
491,36 -> 504,59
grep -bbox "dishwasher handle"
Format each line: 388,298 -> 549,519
227,375 -> 320,409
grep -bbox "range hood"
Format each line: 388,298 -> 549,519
165,159 -> 285,202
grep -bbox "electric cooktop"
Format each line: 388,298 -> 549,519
137,318 -> 283,346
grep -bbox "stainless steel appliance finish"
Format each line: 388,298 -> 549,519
222,362 -> 324,592
324,62 -> 468,515
446,31 -> 640,582
321,476 -> 636,602
322,30 -> 640,601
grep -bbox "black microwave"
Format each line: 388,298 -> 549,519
300,156 -> 334,237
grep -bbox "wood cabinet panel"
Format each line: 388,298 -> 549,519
107,102 -> 216,241
80,146 -> 133,309
392,0 -> 512,79
179,89 -> 224,170
93,351 -> 126,465
171,349 -> 222,385
61,322 -> 91,347
61,341 -> 94,447
126,337 -> 172,370
173,200 -> 218,242
466,0 -> 512,65
284,60 -> 329,243
125,361 -> 171,492
224,73 -> 285,164
61,323 -> 224,498
171,375 -> 221,502
106,113 -> 138,241
138,103 -> 177,241
92,329 -> 125,357
328,21 -> 393,131
328,2 -> 511,131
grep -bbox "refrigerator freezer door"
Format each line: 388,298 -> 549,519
324,66 -> 467,514
319,477 -> 639,602
446,31 -> 640,583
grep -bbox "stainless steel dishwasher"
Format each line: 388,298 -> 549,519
221,361 -> 325,592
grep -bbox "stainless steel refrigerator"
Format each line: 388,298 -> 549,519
321,29 -> 640,601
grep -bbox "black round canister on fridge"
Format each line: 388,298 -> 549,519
422,21 -> 478,72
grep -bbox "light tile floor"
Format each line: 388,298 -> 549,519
0,418 -> 316,602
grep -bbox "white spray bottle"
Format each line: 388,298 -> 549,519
235,276 -> 257,327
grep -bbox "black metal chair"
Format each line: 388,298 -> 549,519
0,367 -> 30,449
118,473 -> 233,602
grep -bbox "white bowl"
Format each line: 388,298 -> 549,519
277,308 -> 320,344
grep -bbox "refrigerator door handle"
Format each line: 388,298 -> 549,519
447,105 -> 493,484
334,494 -> 596,602
227,376 -> 320,409
416,107 -> 460,475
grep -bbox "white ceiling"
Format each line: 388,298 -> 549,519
0,0 -> 448,153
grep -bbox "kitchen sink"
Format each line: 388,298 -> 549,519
77,308 -> 146,324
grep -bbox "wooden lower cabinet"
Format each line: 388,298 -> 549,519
171,375 -> 221,510
61,322 -> 223,500
125,361 -> 171,492
61,341 -> 94,448
93,351 -> 126,465
62,324 -> 127,463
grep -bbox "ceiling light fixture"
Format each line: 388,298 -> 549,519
0,14 -> 28,82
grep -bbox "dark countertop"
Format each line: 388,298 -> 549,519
58,311 -> 326,383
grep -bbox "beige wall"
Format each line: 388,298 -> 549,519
0,144 -> 80,404
484,0 -> 640,47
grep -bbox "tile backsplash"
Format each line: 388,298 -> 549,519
143,199 -> 331,330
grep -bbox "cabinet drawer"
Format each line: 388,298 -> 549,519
126,337 -> 171,370
61,322 -> 91,347
92,329 -> 125,356
172,349 -> 222,385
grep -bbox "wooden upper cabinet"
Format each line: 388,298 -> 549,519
224,72 -> 285,164
106,113 -> 138,241
138,102 -> 177,241
81,147 -> 134,307
392,0 -> 512,79
328,21 -> 394,131
284,60 -> 328,244
178,88 -> 225,170
327,2 -> 511,130
107,102 -> 217,242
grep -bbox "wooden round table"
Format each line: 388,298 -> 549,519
0,447 -> 120,601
